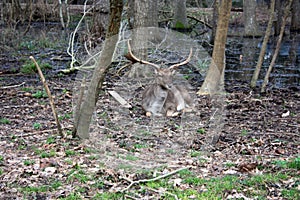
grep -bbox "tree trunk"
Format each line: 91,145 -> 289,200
274,0 -> 283,36
250,0 -> 275,88
173,0 -> 189,30
197,0 -> 232,147
198,0 -> 231,95
128,0 -> 158,78
261,0 -> 293,93
290,0 -> 300,32
210,0 -> 219,44
75,0 -> 123,139
243,0 -> 259,36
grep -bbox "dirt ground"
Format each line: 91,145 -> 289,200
0,62 -> 299,198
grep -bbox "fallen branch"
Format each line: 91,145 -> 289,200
29,56 -> 65,138
0,82 -> 25,89
108,90 -> 132,108
120,166 -> 190,192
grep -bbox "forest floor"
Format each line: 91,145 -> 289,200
0,61 -> 299,199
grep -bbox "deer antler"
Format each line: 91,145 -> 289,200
126,40 -> 160,70
168,48 -> 193,70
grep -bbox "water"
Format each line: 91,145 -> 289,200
225,35 -> 300,88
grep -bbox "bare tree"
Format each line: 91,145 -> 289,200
210,0 -> 219,44
250,0 -> 275,89
173,0 -> 189,29
261,0 -> 293,93
243,0 -> 259,36
274,0 -> 283,36
128,0 -> 158,78
197,0 -> 232,147
198,0 -> 231,95
129,0 -> 158,77
75,0 -> 123,139
290,0 -> 300,32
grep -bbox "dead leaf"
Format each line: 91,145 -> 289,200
238,163 -> 258,172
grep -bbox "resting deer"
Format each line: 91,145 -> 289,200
126,40 -> 193,117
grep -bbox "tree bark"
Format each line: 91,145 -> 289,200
290,0 -> 300,32
75,0 -> 123,139
128,0 -> 158,78
274,0 -> 283,36
210,0 -> 219,44
197,0 -> 232,147
261,0 -> 293,93
197,0 -> 231,95
250,0 -> 275,88
243,0 -> 259,36
173,0 -> 189,30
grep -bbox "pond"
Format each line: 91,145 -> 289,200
225,35 -> 300,88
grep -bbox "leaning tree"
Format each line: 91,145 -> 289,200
74,0 -> 124,139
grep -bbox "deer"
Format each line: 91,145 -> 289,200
126,40 -> 193,117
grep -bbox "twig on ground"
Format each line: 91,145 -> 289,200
29,56 -> 65,138
143,186 -> 179,200
0,125 -> 73,138
120,166 -> 190,192
124,194 -> 141,200
0,82 -> 25,89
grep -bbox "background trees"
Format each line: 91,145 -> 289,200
127,0 -> 158,78
243,0 -> 259,36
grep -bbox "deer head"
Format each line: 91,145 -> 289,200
126,40 -> 192,90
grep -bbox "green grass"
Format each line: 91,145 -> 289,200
133,143 -> 148,149
46,136 -> 56,144
22,185 -> 49,193
21,60 -> 52,74
0,118 -> 11,124
272,157 -> 300,170
197,128 -> 206,134
241,129 -> 248,136
21,87 -> 34,92
33,122 -> 42,129
92,192 -> 124,200
58,113 -> 72,120
131,169 -> 299,200
39,149 -> 56,158
24,159 -> 35,166
67,169 -> 90,184
190,149 -> 202,157
65,149 -> 76,157
32,90 -> 48,98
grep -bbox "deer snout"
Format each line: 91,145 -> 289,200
164,84 -> 173,90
